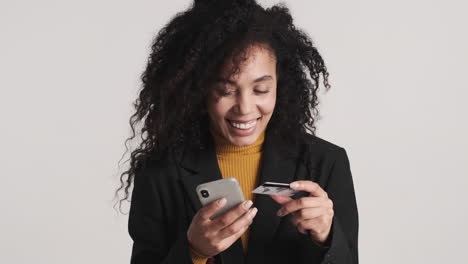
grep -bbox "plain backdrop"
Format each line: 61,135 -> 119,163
1,0 -> 467,263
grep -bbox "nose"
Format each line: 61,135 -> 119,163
235,91 -> 255,115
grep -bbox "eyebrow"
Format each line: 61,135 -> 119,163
216,75 -> 273,85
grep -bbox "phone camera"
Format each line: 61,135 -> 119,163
200,190 -> 209,198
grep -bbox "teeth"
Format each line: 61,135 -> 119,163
229,119 -> 257,130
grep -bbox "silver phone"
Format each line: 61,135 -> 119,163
196,178 -> 245,220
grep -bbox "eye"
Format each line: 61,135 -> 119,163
216,87 -> 236,96
255,89 -> 269,94
220,91 -> 234,96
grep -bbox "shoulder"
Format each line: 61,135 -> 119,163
289,133 -> 350,173
300,133 -> 345,158
133,148 -> 180,183
137,146 -> 184,170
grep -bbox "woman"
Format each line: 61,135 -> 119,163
116,0 -> 359,263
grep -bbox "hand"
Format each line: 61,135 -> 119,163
270,180 -> 334,245
187,198 -> 258,257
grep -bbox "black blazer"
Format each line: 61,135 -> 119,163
128,130 -> 359,264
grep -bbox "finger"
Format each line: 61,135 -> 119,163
205,222 -> 251,255
290,181 -> 328,198
270,194 -> 292,205
198,198 -> 227,221
220,220 -> 251,248
211,200 -> 253,230
217,207 -> 258,239
297,224 -> 308,235
277,196 -> 326,216
289,207 -> 325,226
297,219 -> 323,235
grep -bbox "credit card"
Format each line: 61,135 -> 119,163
252,182 -> 299,196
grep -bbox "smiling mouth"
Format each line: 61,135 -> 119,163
226,117 -> 261,130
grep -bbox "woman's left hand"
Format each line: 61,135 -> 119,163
270,180 -> 334,245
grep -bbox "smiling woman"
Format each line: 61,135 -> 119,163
115,0 -> 359,264
207,44 -> 277,146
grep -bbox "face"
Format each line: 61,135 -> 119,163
206,45 -> 277,146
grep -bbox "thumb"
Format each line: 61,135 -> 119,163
270,195 -> 292,205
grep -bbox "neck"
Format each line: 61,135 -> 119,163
209,124 -> 265,155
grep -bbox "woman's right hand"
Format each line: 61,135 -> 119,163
187,198 -> 258,257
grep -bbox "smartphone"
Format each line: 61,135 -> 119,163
196,178 -> 245,220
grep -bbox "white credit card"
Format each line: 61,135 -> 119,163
252,182 -> 299,196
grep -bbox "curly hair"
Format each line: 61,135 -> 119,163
114,0 -> 331,213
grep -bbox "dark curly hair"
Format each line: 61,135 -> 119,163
114,0 -> 331,213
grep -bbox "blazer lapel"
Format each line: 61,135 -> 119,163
178,133 -> 245,264
245,131 -> 299,264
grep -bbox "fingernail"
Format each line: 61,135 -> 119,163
277,209 -> 284,216
290,182 -> 300,189
243,200 -> 253,209
218,198 -> 227,206
250,207 -> 258,215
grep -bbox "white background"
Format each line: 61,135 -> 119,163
1,0 -> 467,263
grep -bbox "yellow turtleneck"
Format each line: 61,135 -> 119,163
190,125 -> 265,264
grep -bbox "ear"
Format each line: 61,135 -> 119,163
269,194 -> 293,205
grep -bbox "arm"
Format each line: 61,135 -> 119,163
320,147 -> 359,264
128,167 -> 194,264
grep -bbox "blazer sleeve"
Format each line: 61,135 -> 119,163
128,166 -> 194,264
318,147 -> 359,264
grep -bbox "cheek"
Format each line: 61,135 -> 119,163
260,94 -> 276,114
209,99 -> 230,119
206,94 -> 222,117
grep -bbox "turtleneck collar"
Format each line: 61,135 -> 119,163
209,123 -> 265,155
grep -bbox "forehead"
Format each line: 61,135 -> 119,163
218,45 -> 277,83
